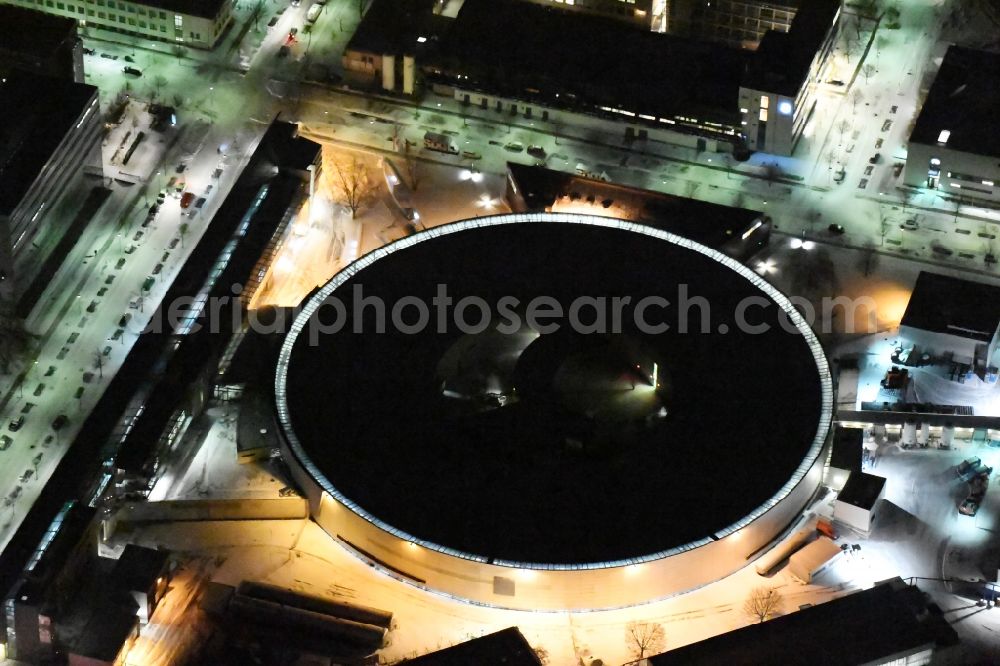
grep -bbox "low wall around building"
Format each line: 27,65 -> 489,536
282,436 -> 826,611
113,498 -> 308,524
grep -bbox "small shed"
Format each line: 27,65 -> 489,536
834,471 -> 887,533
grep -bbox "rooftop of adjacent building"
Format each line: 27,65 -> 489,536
829,425 -> 863,472
647,578 -> 958,665
0,4 -> 78,61
900,270 -> 1000,343
346,0 -> 450,57
0,70 -> 98,215
909,45 -> 1000,159
135,0 -> 230,20
402,627 -> 542,665
836,470 -> 886,510
742,0 -> 841,96
431,0 -> 748,123
112,544 -> 169,593
506,162 -> 764,249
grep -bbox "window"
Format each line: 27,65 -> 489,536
128,17 -> 135,25
139,20 -> 145,27
759,95 -> 769,109
98,10 -> 105,18
759,108 -> 768,122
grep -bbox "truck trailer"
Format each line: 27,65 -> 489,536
788,536 -> 843,583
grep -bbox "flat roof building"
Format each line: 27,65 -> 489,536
346,0 -> 840,156
504,162 -> 770,260
644,578 -> 958,665
833,471 -> 886,534
899,271 -> 1000,371
0,69 -> 103,315
403,627 -> 542,665
0,5 -> 83,82
1,0 -> 234,50
904,45 -> 1000,203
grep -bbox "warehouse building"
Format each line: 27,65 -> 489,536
0,0 -> 234,50
904,46 -> 1000,204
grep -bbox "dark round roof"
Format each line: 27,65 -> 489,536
276,214 -> 830,567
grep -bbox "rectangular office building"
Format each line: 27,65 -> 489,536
0,0 -> 234,50
904,46 -> 1000,204
0,70 -> 103,314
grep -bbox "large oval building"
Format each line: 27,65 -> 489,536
275,213 -> 832,610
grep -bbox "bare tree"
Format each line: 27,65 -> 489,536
179,222 -> 189,248
0,299 -> 36,375
763,162 -> 783,188
326,153 -> 377,219
533,646 -> 550,664
152,75 -> 168,100
850,88 -> 864,115
625,621 -> 666,661
837,119 -> 852,146
93,350 -> 105,380
684,180 -> 701,198
248,0 -> 267,31
861,63 -> 877,84
403,142 -> 421,192
744,586 -> 784,623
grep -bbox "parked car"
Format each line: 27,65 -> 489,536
123,66 -> 142,77
827,224 -> 845,235
957,457 -> 981,478
180,191 -> 195,209
52,414 -> 68,431
212,167 -> 223,179
875,138 -> 884,149
19,470 -> 33,483
901,218 -> 919,231
504,142 -> 524,153
195,197 -> 207,209
868,153 -> 881,164
959,497 -> 981,516
118,313 -> 131,328
0,435 -> 12,451
527,145 -> 546,158
9,416 -> 24,432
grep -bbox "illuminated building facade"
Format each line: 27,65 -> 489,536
660,0 -> 800,49
525,0 -> 653,27
0,0 -> 234,50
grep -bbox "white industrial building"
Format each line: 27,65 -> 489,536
898,271 -> 1000,373
834,471 -> 886,534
